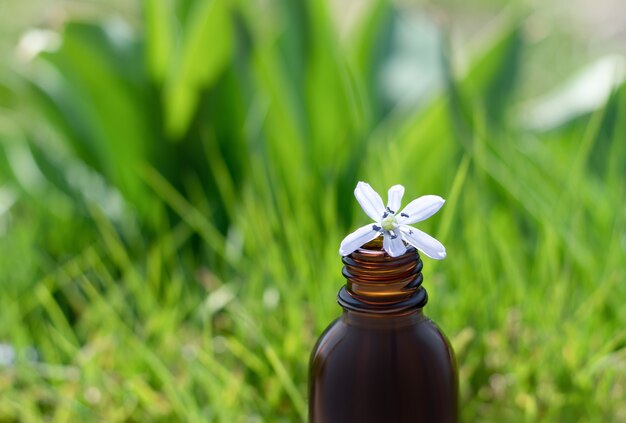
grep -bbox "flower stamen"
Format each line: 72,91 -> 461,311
381,215 -> 397,231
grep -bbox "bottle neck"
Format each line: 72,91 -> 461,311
338,237 -> 428,315
341,308 -> 427,328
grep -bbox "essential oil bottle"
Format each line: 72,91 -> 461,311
308,238 -> 458,422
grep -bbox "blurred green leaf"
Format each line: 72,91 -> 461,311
164,0 -> 234,138
451,20 -> 524,132
144,0 -> 175,83
30,22 -> 159,223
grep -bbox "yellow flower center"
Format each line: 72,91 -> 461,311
381,215 -> 397,231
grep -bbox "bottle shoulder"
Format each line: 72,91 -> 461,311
309,316 -> 347,361
310,311 -> 454,362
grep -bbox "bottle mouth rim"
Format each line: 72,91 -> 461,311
346,236 -> 418,263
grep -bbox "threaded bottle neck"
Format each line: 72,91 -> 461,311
338,237 -> 428,314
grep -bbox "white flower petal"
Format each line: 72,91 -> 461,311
400,226 -> 446,260
354,181 -> 385,221
339,224 -> 381,256
397,195 -> 445,225
386,185 -> 405,214
383,229 -> 407,257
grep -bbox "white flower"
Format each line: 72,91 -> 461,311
339,182 -> 447,259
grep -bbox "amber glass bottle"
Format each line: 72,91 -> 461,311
308,238 -> 458,422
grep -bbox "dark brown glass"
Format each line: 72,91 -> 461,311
309,239 -> 458,422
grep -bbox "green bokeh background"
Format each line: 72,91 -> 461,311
1,0 -> 625,421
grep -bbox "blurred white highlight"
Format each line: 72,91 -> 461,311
16,29 -> 61,62
523,55 -> 626,131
